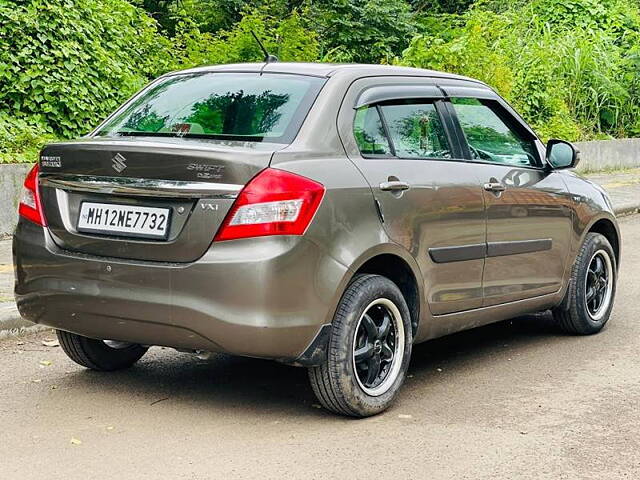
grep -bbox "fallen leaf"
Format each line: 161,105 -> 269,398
42,339 -> 60,348
70,438 -> 82,446
39,360 -> 52,367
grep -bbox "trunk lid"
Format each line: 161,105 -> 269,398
38,137 -> 279,262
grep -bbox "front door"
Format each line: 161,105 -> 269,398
342,80 -> 487,315
447,96 -> 572,306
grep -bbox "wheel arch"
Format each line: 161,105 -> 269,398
343,246 -> 425,337
587,217 -> 620,267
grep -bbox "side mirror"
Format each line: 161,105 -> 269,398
546,139 -> 580,170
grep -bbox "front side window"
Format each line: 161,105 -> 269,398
451,98 -> 538,167
95,73 -> 325,143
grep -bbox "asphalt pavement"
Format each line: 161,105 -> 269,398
1,191 -> 640,479
587,167 -> 640,215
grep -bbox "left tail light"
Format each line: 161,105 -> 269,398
18,164 -> 47,226
214,168 -> 325,241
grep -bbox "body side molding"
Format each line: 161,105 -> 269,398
487,239 -> 552,258
428,243 -> 486,263
429,239 -> 552,264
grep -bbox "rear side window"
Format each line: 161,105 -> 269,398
379,102 -> 451,159
95,73 -> 325,143
451,98 -> 538,167
353,100 -> 451,159
354,107 -> 392,155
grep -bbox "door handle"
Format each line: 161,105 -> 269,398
483,182 -> 506,193
380,181 -> 410,192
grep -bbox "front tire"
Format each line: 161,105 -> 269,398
57,330 -> 148,371
553,232 -> 617,335
308,274 -> 413,417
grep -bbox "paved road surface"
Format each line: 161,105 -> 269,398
1,215 -> 639,479
587,167 -> 640,214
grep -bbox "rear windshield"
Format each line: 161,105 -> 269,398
94,72 -> 325,143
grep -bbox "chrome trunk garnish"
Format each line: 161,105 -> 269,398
39,173 -> 242,199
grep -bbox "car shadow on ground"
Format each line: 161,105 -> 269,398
60,312 -> 569,418
409,311 -> 562,371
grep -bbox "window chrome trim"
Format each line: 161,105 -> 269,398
39,174 -> 242,199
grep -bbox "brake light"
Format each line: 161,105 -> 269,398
214,168 -> 325,241
18,164 -> 47,226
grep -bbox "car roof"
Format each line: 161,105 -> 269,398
168,62 -> 488,87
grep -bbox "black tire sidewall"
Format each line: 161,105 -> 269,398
573,233 -> 617,331
57,330 -> 147,371
330,274 -> 412,416
84,337 -> 148,370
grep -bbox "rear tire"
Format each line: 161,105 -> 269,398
56,330 -> 148,371
308,274 -> 413,417
553,232 -> 617,335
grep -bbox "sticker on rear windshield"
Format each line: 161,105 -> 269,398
41,156 -> 61,168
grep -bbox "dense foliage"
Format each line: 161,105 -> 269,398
1,0 -> 639,162
402,0 -> 640,140
0,0 -> 173,138
308,0 -> 415,63
0,114 -> 56,164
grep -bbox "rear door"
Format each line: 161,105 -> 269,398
443,89 -> 572,306
340,78 -> 487,315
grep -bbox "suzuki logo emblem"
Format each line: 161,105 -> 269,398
112,153 -> 127,173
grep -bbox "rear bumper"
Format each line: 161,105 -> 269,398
13,219 -> 348,363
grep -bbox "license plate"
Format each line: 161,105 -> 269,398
77,202 -> 171,239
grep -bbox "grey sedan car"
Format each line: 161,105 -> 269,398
13,63 -> 619,417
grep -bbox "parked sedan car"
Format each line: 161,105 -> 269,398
13,63 -> 620,417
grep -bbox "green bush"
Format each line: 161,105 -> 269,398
310,0 -> 415,63
402,0 -> 640,141
172,7 -> 318,67
2,0 -> 640,167
0,114 -> 57,164
0,0 -> 173,139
